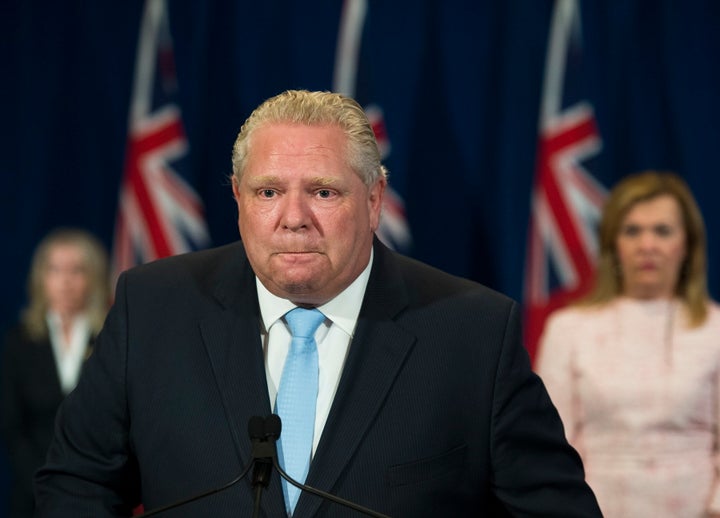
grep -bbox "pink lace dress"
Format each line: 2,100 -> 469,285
537,298 -> 720,517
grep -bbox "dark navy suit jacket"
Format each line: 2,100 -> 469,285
2,325 -> 93,518
35,239 -> 601,517
2,328 -> 64,518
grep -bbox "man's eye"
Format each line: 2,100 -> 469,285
260,189 -> 275,198
317,189 -> 332,199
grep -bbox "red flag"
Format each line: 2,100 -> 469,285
112,0 -> 210,285
524,0 -> 606,362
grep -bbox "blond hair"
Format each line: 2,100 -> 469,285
231,89 -> 387,186
21,228 -> 110,341
579,171 -> 708,326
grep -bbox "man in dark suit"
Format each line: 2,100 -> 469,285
35,90 -> 601,517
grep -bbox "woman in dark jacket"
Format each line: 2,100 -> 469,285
1,228 -> 109,518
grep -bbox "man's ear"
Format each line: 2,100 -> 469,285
368,177 -> 387,232
231,175 -> 241,201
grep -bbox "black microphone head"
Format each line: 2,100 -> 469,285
265,414 -> 281,440
248,416 -> 265,441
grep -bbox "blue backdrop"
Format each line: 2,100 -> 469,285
1,0 -> 719,512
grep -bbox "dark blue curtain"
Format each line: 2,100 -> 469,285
1,0 -> 719,511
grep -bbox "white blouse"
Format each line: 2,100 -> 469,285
46,311 -> 91,395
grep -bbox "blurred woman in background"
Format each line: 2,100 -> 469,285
537,171 -> 720,517
1,228 -> 110,518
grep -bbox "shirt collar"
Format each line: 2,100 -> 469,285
46,310 -> 89,332
256,248 -> 373,337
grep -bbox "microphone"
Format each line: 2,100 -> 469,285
250,415 -> 278,517
138,414 -> 391,518
266,414 -> 391,518
136,417 -> 264,517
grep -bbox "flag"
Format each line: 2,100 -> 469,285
333,0 -> 412,251
112,0 -> 210,285
524,0 -> 606,362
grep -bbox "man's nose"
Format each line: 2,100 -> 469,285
281,192 -> 312,230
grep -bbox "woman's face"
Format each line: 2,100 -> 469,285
615,194 -> 687,299
43,243 -> 91,318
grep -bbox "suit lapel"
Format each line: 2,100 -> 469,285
199,244 -> 286,516
297,241 -> 415,517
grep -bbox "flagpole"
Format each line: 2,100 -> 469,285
130,0 -> 165,125
333,0 -> 367,96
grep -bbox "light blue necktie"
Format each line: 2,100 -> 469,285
276,307 -> 325,515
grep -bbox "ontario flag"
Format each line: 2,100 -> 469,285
524,0 -> 606,362
333,0 -> 412,251
112,0 -> 210,285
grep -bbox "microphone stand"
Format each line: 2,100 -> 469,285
138,416 -> 268,517
271,457 -> 391,518
250,431 -> 276,518
260,415 -> 391,518
138,414 -> 392,518
136,461 -> 255,517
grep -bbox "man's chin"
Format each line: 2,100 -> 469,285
270,273 -> 323,296
281,281 -> 316,293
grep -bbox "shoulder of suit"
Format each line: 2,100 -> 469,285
124,241 -> 246,277
115,242 -> 249,300
390,250 -> 515,307
2,324 -> 51,361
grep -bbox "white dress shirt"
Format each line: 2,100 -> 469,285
256,250 -> 373,455
46,311 -> 91,395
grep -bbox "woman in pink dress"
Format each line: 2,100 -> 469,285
537,171 -> 720,517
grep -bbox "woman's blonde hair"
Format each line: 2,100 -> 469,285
579,171 -> 708,326
231,89 -> 387,186
21,228 -> 110,341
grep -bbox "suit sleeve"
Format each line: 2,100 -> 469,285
34,273 -> 141,517
489,302 -> 600,517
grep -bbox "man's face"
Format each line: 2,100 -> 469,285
233,122 -> 385,306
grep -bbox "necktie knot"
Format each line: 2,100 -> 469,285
285,307 -> 325,339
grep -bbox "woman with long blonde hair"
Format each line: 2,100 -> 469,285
537,171 -> 720,517
1,228 -> 110,518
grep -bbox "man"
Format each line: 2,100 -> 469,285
35,90 -> 601,516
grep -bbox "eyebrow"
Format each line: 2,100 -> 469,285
312,176 -> 340,186
246,175 -> 340,187
246,175 -> 280,186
